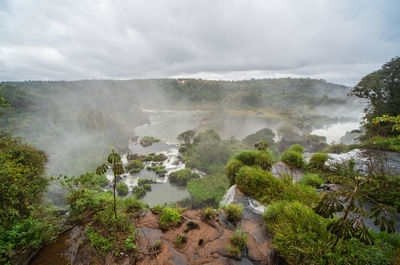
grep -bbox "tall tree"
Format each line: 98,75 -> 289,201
350,57 -> 400,138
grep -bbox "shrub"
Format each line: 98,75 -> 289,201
143,183 -> 152,191
169,168 -> 195,185
85,225 -> 113,254
300,173 -> 324,187
202,207 -> 216,221
158,207 -> 183,230
93,174 -> 109,187
288,144 -> 304,153
117,182 -> 128,195
175,234 -> 187,247
230,228 -> 247,250
124,228 -> 137,250
123,197 -> 147,213
125,160 -> 144,172
151,204 -> 163,215
132,186 -> 146,199
263,201 -> 400,264
187,173 -> 228,207
324,143 -> 350,154
140,136 -> 160,147
281,150 -> 305,168
222,203 -> 243,224
224,159 -> 243,185
234,150 -> 275,170
235,166 -> 283,201
309,152 -> 329,169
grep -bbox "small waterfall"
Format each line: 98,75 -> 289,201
219,185 -> 237,206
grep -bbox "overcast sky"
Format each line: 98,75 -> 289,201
0,0 -> 399,86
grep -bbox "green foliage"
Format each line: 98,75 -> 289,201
158,207 -> 183,230
132,186 -> 146,199
264,201 -> 400,264
122,197 -> 147,213
356,135 -> 400,153
281,149 -> 305,168
224,159 -> 243,185
309,152 -> 329,169
177,130 -> 196,146
187,173 -> 228,207
124,229 -> 137,250
116,182 -> 128,196
288,143 -> 304,153
243,128 -> 276,150
143,183 -> 151,191
151,205 -> 164,215
168,168 -> 198,186
235,166 -> 282,202
351,57 -> 400,139
373,114 -> 400,133
0,134 -> 48,225
85,225 -> 113,254
181,130 -> 232,174
222,203 -> 243,224
234,150 -> 275,170
300,173 -> 324,187
324,143 -> 350,154
140,136 -> 160,147
125,160 -> 144,172
202,207 -> 216,221
175,233 -> 187,247
226,228 -> 248,258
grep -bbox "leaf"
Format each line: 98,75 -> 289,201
108,153 -> 121,164
96,163 -> 108,175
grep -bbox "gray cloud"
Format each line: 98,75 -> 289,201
0,0 -> 399,85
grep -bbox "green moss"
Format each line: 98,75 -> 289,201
224,159 -> 243,185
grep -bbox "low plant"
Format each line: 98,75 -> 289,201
229,228 -> 247,253
169,168 -> 197,185
288,144 -> 304,153
234,150 -> 275,170
309,152 -> 329,169
85,225 -> 113,254
300,173 -> 324,187
175,233 -> 187,247
158,207 -> 183,230
125,160 -> 144,172
143,183 -> 152,191
281,149 -> 305,168
202,207 -> 216,221
116,182 -> 128,195
124,228 -> 137,250
151,204 -> 164,215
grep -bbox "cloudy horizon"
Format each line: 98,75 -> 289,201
0,0 -> 399,86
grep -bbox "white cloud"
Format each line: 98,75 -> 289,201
0,0 -> 399,85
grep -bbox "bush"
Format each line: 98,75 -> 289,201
140,136 -> 160,147
281,150 -> 305,168
158,207 -> 183,230
151,204 -> 164,215
202,207 -> 216,221
288,144 -> 304,153
222,203 -> 243,224
229,228 -> 247,250
143,183 -> 152,191
300,173 -> 324,187
132,186 -> 146,199
235,166 -> 282,202
93,174 -> 109,187
234,150 -> 275,170
85,225 -> 113,254
123,197 -> 147,213
125,160 -> 144,172
117,182 -> 129,195
263,201 -> 400,264
187,173 -> 228,207
169,168 -> 196,185
309,152 -> 329,169
324,143 -> 350,154
224,159 -> 243,185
